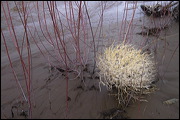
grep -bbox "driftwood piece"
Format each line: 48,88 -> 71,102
141,1 -> 179,18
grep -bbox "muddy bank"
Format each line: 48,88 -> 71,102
125,21 -> 179,119
1,1 -> 179,119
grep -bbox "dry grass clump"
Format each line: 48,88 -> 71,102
97,43 -> 157,108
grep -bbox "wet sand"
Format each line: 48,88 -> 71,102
125,22 -> 179,119
1,1 -> 179,119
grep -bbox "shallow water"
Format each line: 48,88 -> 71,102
1,1 -> 179,119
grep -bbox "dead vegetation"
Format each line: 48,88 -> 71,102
136,25 -> 169,37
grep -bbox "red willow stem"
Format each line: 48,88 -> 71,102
2,1 -> 29,99
122,2 -> 128,42
47,1 -> 68,66
129,1 -> 136,43
118,2 -> 126,43
77,1 -> 82,64
64,43 -> 69,119
36,2 -> 55,46
14,0 -> 37,109
123,2 -> 137,44
69,1 -> 81,64
3,2 -> 28,73
84,1 -> 96,74
13,1 -> 33,59
2,1 -> 32,118
80,4 -> 89,66
48,2 -> 72,117
96,1 -> 107,52
64,2 -> 79,45
47,1 -> 73,68
1,29 -> 27,102
42,1 -> 54,46
37,2 -> 55,40
27,2 -> 62,65
54,1 -> 75,66
24,3 -> 57,68
21,1 -> 32,117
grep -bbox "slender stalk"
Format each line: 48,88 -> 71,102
84,1 -> 96,74
21,1 -> 32,117
123,2 -> 137,44
1,30 -> 27,102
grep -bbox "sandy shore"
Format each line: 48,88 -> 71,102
1,1 -> 179,119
